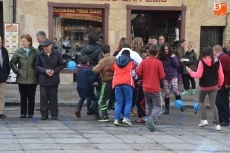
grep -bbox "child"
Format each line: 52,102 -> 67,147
135,47 -> 148,123
75,55 -> 100,120
186,46 -> 224,131
111,50 -> 135,126
136,45 -> 165,132
158,42 -> 184,114
92,44 -> 116,122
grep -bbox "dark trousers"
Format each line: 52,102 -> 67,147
18,84 -> 37,116
183,74 -> 196,90
40,85 -> 58,117
98,81 -> 115,116
77,94 -> 99,116
177,67 -> 185,88
215,88 -> 230,124
136,86 -> 146,118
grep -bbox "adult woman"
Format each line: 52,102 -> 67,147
113,37 -> 127,57
158,42 -> 184,114
131,37 -> 144,55
181,42 -> 198,95
186,46 -> 224,131
10,34 -> 39,118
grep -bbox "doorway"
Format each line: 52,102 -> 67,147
0,2 -> 3,40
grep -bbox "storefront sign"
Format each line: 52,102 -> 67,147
53,8 -> 103,22
4,23 -> 19,53
85,0 -> 167,2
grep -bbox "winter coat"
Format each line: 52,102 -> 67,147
110,55 -> 135,88
81,42 -> 102,67
35,48 -> 64,86
10,47 -> 39,84
217,53 -> 230,90
92,53 -> 116,82
183,49 -> 198,74
76,65 -> 99,98
160,56 -> 180,80
0,47 -> 10,83
175,46 -> 185,67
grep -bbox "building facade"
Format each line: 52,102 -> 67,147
0,0 -> 230,83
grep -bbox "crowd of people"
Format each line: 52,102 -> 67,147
0,31 -> 230,132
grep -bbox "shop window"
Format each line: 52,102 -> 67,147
53,8 -> 104,67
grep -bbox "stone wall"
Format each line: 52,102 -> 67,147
15,0 -> 230,53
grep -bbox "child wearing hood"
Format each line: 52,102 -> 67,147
110,50 -> 135,126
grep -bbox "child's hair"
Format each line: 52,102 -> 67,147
149,45 -> 159,56
200,46 -> 214,64
158,42 -> 174,60
144,43 -> 152,50
122,44 -> 131,49
118,37 -> 127,49
149,35 -> 158,40
140,47 -> 147,54
79,55 -> 89,64
102,44 -> 110,54
121,50 -> 130,56
131,37 -> 144,52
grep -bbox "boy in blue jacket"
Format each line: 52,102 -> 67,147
75,55 -> 100,120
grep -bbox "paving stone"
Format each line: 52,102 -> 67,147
25,150 -> 65,153
60,144 -> 97,150
115,135 -> 156,144
65,150 -> 102,153
21,144 -> 61,150
95,144 -> 130,150
0,139 -> 19,144
18,138 -> 56,144
0,144 -> 22,151
54,138 -> 90,144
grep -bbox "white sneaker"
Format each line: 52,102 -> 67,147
214,125 -> 221,131
122,118 -> 132,126
198,120 -> 208,127
114,119 -> 120,126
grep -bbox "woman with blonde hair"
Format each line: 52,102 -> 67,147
131,37 -> 144,54
181,42 -> 198,95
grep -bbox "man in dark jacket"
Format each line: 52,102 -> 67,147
36,31 -> 47,51
81,33 -> 102,115
213,45 -> 230,126
223,40 -> 230,56
0,38 -> 10,119
35,39 -> 64,120
176,39 -> 186,87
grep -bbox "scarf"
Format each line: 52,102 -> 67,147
23,47 -> 31,57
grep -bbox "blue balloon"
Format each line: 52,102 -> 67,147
193,103 -> 200,110
174,100 -> 184,109
67,61 -> 76,71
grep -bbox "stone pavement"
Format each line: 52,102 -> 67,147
1,106 -> 230,153
5,82 -> 206,107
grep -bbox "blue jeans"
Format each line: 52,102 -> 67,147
114,85 -> 133,120
77,94 -> 99,116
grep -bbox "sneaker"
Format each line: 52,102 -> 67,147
41,116 -> 48,120
122,118 -> 132,126
20,115 -> 26,118
94,115 -> 101,120
181,90 -> 188,95
147,117 -> 155,132
27,115 -> 33,118
98,116 -> 109,122
191,89 -> 196,95
52,116 -> 58,120
198,120 -> 208,127
114,119 -> 120,126
214,125 -> 221,131
75,109 -> 81,118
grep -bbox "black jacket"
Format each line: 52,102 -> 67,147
76,65 -> 99,98
0,47 -> 10,83
35,48 -> 64,86
81,42 -> 102,67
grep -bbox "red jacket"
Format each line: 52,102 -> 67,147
110,61 -> 135,89
136,56 -> 165,93
218,53 -> 230,90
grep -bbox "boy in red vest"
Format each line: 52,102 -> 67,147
136,45 -> 165,132
110,50 -> 135,126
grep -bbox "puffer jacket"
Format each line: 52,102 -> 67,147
92,53 -> 116,82
81,42 -> 102,67
0,47 -> 10,83
183,49 -> 198,74
110,55 -> 135,88
10,47 -> 39,84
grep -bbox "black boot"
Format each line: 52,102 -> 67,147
164,98 -> 170,114
175,94 -> 185,112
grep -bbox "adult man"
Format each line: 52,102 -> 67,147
35,39 -> 64,120
223,40 -> 230,56
0,37 -> 10,119
81,33 -> 102,115
36,31 -> 47,51
176,39 -> 186,86
213,45 -> 230,126
158,35 -> 165,48
148,36 -> 158,45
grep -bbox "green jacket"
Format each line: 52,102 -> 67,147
10,47 -> 39,84
183,49 -> 198,74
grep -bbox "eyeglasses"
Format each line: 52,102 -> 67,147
159,39 -> 164,40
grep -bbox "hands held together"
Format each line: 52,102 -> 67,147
46,69 -> 54,77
